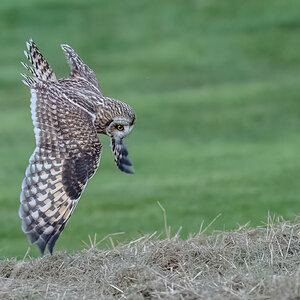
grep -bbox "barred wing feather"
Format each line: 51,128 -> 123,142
19,83 -> 102,254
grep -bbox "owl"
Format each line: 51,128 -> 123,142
19,40 -> 136,254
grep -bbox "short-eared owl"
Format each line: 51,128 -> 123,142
19,40 -> 136,254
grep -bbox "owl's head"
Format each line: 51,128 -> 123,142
106,115 -> 136,174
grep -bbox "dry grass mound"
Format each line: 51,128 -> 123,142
1,216 -> 300,299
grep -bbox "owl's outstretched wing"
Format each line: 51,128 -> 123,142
22,39 -> 57,82
60,44 -> 102,94
19,82 -> 102,254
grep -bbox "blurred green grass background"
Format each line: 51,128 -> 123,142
1,0 -> 300,257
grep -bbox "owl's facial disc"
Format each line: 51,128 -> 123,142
106,117 -> 134,138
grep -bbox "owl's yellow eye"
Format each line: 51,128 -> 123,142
116,124 -> 124,131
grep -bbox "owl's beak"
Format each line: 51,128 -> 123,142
111,138 -> 134,174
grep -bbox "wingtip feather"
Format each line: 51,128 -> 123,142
60,43 -> 69,49
26,41 -> 30,51
37,239 -> 46,255
21,79 -> 30,87
24,50 -> 29,59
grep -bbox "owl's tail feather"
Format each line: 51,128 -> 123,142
22,39 -> 57,83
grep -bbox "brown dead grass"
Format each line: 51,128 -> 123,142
1,215 -> 300,299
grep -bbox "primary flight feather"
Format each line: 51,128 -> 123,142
19,40 -> 136,254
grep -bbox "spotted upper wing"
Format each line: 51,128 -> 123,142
60,44 -> 102,94
19,82 -> 102,254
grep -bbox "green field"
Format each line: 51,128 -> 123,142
1,0 -> 300,258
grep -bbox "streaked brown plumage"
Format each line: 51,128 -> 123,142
19,40 -> 136,254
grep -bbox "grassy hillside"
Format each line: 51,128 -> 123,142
1,0 -> 300,257
1,217 -> 300,299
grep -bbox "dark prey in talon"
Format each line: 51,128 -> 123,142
19,39 -> 136,255
111,138 -> 134,174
